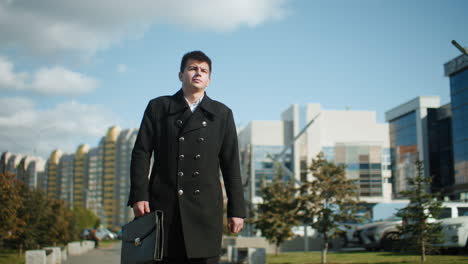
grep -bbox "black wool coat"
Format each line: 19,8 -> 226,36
128,89 -> 246,258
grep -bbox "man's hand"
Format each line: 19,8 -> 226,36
133,201 -> 150,217
227,217 -> 244,234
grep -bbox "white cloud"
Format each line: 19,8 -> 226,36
0,56 -> 27,89
32,66 -> 98,95
0,0 -> 290,56
0,97 -> 119,158
0,56 -> 98,95
117,64 -> 128,73
0,97 -> 34,116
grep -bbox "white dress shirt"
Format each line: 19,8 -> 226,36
185,94 -> 204,113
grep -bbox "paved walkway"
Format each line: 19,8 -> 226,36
65,241 -> 121,264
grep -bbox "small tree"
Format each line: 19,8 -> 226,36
47,199 -> 79,245
297,152 -> 360,264
253,164 -> 299,255
73,206 -> 101,233
396,160 -> 443,263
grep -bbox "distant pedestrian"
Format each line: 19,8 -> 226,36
128,50 -> 246,264
88,229 -> 100,248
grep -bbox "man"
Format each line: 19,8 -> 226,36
128,51 -> 245,264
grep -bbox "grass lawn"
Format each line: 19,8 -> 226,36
98,239 -> 119,249
267,251 -> 468,264
0,249 -> 24,264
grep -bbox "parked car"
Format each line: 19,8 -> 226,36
80,228 -> 92,240
436,216 -> 468,251
95,228 -> 118,240
354,216 -> 401,251
337,216 -> 372,247
354,202 -> 468,251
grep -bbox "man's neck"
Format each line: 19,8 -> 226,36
182,87 -> 205,104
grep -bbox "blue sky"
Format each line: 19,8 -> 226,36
1,0 -> 467,158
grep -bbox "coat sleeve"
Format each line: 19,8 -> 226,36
219,109 -> 246,218
128,100 -> 156,206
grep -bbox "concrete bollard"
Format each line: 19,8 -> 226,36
44,248 -> 55,264
81,240 -> 95,251
227,247 -> 266,264
61,247 -> 67,262
67,242 -> 82,255
26,250 -> 46,264
43,247 -> 61,264
227,246 -> 235,262
248,248 -> 266,264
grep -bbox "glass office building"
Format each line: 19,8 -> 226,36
389,111 -> 418,197
251,145 -> 292,197
385,96 -> 441,198
445,54 -> 468,199
427,105 -> 454,195
333,144 -> 391,197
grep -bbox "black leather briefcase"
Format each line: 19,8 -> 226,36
121,210 -> 164,264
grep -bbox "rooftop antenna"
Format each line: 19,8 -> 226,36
451,40 -> 468,55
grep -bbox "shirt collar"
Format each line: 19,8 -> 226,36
184,94 -> 204,112
169,89 -> 217,117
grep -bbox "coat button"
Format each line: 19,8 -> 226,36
179,137 -> 185,142
194,190 -> 200,195
178,190 -> 184,196
179,154 -> 185,160
178,171 -> 184,177
176,120 -> 183,126
197,137 -> 205,143
192,171 -> 199,177
202,121 -> 207,127
194,154 -> 201,160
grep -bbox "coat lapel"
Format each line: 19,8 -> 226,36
169,89 -> 192,132
181,109 -> 207,135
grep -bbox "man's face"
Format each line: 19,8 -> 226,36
179,59 -> 211,91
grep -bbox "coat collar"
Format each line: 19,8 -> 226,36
169,88 -> 217,116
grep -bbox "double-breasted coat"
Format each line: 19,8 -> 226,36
128,89 -> 246,258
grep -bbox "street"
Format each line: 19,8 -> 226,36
65,241 -> 121,264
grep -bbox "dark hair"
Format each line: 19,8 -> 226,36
180,50 -> 212,73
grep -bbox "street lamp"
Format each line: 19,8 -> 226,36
451,40 -> 467,55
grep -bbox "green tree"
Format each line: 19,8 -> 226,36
12,183 -> 51,249
73,206 -> 100,233
253,165 -> 299,255
0,173 -> 25,248
396,160 -> 443,263
297,152 -> 360,264
1,172 -> 81,250
47,199 -> 79,245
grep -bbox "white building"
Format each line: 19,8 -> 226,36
115,128 -> 138,226
19,156 -> 45,190
1,151 -> 45,190
239,103 -> 393,207
58,154 -> 74,206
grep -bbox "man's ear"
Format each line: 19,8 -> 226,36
178,72 -> 183,81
